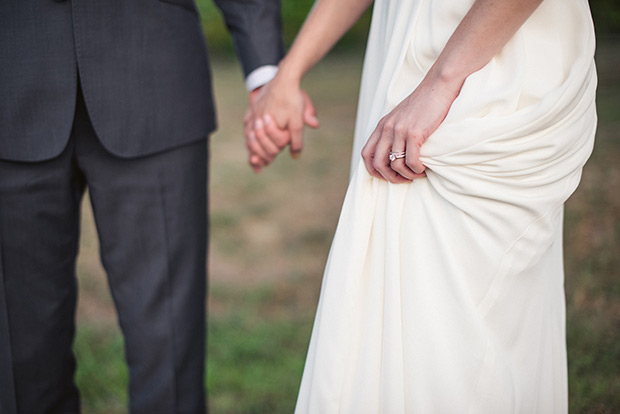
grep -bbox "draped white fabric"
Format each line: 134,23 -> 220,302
295,0 -> 597,412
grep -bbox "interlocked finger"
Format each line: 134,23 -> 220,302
246,130 -> 272,165
253,119 -> 281,160
262,114 -> 291,149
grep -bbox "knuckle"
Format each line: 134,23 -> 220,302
408,129 -> 428,143
275,137 -> 288,148
382,120 -> 395,131
393,123 -> 407,136
248,140 -> 260,151
254,146 -> 265,156
254,146 -> 266,157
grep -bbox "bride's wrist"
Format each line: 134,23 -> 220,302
423,62 -> 467,99
276,57 -> 306,87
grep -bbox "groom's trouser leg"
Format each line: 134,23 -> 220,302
0,140 -> 85,414
0,87 -> 208,413
72,93 -> 208,414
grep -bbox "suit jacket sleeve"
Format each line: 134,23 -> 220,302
213,0 -> 285,77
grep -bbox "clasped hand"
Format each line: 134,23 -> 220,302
245,72 -> 458,182
244,75 -> 318,172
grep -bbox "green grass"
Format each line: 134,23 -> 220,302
567,312 -> 620,413
207,288 -> 313,414
74,326 -> 128,414
562,38 -> 620,414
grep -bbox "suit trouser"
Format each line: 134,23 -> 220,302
0,89 -> 208,414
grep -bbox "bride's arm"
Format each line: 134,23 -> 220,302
276,0 -> 374,86
364,0 -> 543,182
246,0 -> 374,169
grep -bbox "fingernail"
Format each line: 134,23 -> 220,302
255,118 -> 264,129
263,114 -> 271,125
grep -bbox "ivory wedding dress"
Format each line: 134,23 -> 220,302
294,0 -> 597,412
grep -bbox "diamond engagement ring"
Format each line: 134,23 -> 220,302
389,151 -> 406,162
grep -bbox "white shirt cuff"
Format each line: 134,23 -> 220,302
245,65 -> 279,91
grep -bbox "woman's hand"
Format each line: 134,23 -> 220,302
362,0 -> 544,183
362,72 -> 462,183
245,74 -> 319,172
241,0 -> 373,172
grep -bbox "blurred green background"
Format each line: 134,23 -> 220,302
197,0 -> 620,54
72,1 -> 620,413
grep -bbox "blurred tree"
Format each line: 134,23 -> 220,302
196,0 -> 619,56
589,0 -> 620,34
196,0 -> 371,56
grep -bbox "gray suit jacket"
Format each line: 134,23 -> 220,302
0,0 -> 284,161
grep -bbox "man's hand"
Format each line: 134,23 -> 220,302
244,75 -> 319,172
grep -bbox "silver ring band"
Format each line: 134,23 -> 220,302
389,151 -> 406,162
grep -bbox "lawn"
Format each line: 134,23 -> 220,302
73,41 -> 620,413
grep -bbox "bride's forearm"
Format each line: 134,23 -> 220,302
360,0 -> 544,181
426,0 -> 544,92
277,0 -> 374,85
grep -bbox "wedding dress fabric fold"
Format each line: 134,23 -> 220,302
295,0 -> 597,412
